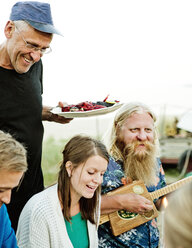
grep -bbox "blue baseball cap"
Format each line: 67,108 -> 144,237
10,1 -> 62,36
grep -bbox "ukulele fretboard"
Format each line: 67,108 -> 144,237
150,176 -> 192,199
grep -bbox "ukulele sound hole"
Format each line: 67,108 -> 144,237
117,210 -> 138,220
142,209 -> 154,219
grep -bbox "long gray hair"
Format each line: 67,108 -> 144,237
103,102 -> 158,160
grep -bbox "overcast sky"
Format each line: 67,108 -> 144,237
1,0 -> 192,118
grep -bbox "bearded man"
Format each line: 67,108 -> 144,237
98,102 -> 166,248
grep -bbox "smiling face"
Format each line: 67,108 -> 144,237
68,155 -> 108,202
4,21 -> 52,74
0,169 -> 23,208
119,111 -> 155,154
117,111 -> 158,186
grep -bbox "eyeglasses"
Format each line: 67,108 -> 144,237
15,25 -> 52,54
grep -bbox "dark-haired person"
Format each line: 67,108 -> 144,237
16,135 -> 109,248
0,1 -> 72,231
0,131 -> 27,247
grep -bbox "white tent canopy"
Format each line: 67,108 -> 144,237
177,110 -> 192,133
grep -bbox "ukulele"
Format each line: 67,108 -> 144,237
99,176 -> 192,236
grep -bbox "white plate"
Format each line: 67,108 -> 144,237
51,103 -> 123,118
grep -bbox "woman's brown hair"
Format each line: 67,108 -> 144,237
58,135 -> 109,224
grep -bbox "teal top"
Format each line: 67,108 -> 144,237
65,212 -> 89,248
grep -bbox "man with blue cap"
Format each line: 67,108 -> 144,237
0,1 -> 72,231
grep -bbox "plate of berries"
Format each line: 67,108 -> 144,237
51,97 -> 123,118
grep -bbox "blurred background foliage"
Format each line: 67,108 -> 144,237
42,137 -> 68,187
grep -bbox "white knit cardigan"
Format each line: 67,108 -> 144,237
16,184 -> 100,248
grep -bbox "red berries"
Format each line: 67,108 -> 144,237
61,101 -> 106,112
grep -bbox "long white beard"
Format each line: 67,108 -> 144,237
123,141 -> 158,186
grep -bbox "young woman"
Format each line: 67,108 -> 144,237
16,135 -> 109,248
